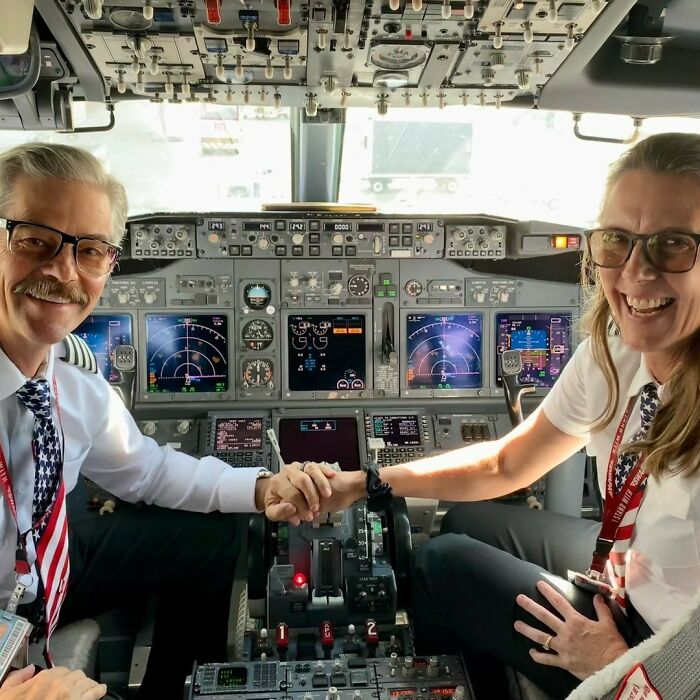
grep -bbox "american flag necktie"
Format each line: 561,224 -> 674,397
608,381 -> 660,611
16,379 -> 69,662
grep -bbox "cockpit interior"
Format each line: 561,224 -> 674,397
1,1 -> 699,699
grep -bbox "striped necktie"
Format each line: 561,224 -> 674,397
16,379 -> 70,661
608,381 -> 660,610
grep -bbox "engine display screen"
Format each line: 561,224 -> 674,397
287,314 -> 366,392
74,314 -> 133,383
214,417 -> 263,451
372,415 -> 421,447
278,417 -> 361,471
406,314 -> 483,390
495,312 -> 572,387
146,314 -> 228,393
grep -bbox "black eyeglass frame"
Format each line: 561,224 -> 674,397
0,217 -> 123,276
584,228 -> 700,274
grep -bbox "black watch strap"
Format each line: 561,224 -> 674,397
363,462 -> 393,512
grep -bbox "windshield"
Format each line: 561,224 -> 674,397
0,101 -> 292,216
0,102 -> 697,229
339,109 -> 700,227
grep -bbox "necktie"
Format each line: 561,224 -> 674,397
609,382 -> 661,610
16,379 -> 70,660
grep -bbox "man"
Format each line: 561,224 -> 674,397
0,143 -> 328,698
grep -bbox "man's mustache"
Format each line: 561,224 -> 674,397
13,277 -> 89,306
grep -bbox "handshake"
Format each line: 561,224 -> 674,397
254,462 -> 370,526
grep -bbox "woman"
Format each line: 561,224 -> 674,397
300,132 -> 700,698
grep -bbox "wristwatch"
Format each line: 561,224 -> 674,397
256,468 -> 273,480
363,462 -> 393,512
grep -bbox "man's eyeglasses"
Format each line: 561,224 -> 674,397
585,228 -> 700,274
0,217 -> 122,277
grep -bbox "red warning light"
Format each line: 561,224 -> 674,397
205,0 -> 222,24
293,572 -> 307,587
277,0 -> 292,26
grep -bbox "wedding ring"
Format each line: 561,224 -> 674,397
542,634 -> 553,652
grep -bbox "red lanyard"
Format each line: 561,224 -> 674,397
0,377 -> 63,581
588,392 -> 649,577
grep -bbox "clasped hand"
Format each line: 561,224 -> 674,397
514,580 -> 629,680
259,462 -> 364,526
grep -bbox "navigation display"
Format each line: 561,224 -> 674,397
278,417 -> 361,471
495,312 -> 572,387
146,314 -> 228,393
74,313 -> 133,382
287,314 -> 366,392
406,314 -> 483,390
214,417 -> 263,451
372,415 -> 421,447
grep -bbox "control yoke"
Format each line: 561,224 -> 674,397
499,350 -> 536,428
111,344 -> 137,414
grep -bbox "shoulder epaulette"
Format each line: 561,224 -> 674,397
60,333 -> 99,374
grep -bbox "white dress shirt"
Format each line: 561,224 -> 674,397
0,342 -> 261,608
542,336 -> 700,632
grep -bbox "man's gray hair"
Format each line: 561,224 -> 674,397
0,142 -> 128,245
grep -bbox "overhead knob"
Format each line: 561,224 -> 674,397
482,67 -> 496,86
176,420 -> 191,435
331,233 -> 344,245
117,291 -> 129,304
329,282 -> 343,296
498,289 -> 510,303
474,290 -> 486,303
289,276 -> 300,288
490,51 -> 506,71
143,290 -> 157,304
142,421 -> 157,436
307,275 -> 319,289
292,233 -> 304,245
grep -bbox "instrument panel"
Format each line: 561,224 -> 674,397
86,213 -> 580,404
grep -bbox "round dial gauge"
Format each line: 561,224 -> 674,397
347,274 -> 370,297
244,282 -> 272,309
242,359 -> 274,388
405,279 -> 423,297
242,319 -> 273,351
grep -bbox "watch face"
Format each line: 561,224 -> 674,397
257,469 -> 273,479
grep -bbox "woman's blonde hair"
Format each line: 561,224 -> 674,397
0,142 -> 128,245
580,132 -> 700,478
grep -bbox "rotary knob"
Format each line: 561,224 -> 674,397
117,291 -> 129,304
473,290 -> 486,303
289,276 -> 300,288
176,420 -> 191,435
143,290 -> 157,304
307,275 -> 319,289
329,282 -> 343,296
498,289 -> 510,303
292,233 -> 304,245
258,237 -> 270,250
331,233 -> 344,245
142,421 -> 157,436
